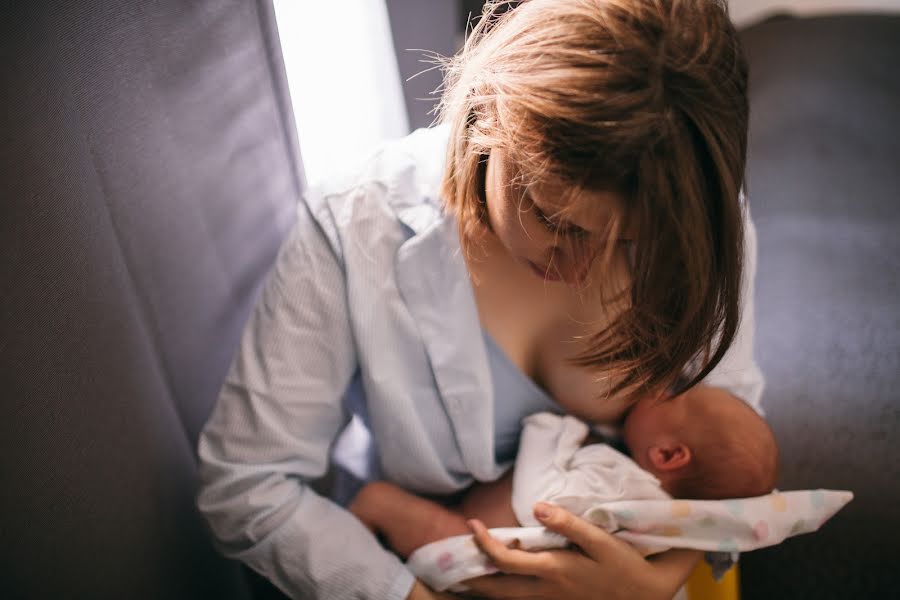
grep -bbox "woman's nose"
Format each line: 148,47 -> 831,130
549,245 -> 593,286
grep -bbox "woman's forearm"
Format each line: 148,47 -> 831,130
649,549 -> 704,597
349,482 -> 471,558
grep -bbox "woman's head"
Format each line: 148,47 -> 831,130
439,0 -> 750,401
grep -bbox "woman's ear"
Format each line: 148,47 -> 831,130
647,441 -> 692,472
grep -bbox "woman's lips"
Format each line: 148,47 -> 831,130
526,259 -> 561,281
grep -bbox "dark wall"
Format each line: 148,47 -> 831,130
739,14 -> 900,598
385,0 -> 462,130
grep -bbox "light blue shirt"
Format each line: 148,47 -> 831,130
196,125 -> 764,600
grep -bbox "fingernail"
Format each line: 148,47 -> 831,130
534,503 -> 554,520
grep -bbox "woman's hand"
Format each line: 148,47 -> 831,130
462,503 -> 701,600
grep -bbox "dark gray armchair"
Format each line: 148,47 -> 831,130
1,1 -> 298,598
738,14 -> 900,598
1,2 -> 897,599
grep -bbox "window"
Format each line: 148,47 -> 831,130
273,0 -> 410,186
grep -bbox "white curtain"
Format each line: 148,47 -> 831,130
273,0 -> 410,186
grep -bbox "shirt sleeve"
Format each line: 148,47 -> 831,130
701,201 -> 766,416
196,192 -> 415,600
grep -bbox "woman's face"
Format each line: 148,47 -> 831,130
483,149 -> 629,286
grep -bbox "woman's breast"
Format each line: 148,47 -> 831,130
537,348 -> 632,425
470,245 -> 633,426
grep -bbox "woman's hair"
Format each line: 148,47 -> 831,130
438,0 -> 750,402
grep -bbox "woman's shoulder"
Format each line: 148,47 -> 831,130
295,126 -> 456,282
304,124 -> 451,220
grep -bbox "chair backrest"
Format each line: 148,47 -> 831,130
739,14 -> 900,598
0,1 -> 299,597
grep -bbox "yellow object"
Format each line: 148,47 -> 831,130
685,560 -> 739,600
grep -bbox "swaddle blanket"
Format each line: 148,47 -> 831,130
407,413 -> 853,592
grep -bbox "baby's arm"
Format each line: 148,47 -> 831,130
348,473 -> 519,558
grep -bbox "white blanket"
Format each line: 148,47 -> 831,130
407,413 -> 853,592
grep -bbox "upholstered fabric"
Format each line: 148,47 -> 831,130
0,1 -> 297,597
739,14 -> 900,598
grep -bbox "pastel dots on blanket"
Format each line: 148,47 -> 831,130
724,499 -> 745,517
753,521 -> 769,542
670,501 -> 692,518
437,552 -> 455,573
718,538 -> 739,553
770,493 -> 788,512
699,516 -> 717,528
810,489 -> 826,509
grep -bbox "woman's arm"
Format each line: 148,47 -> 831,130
464,504 -> 700,600
349,472 -> 519,558
349,482 -> 471,558
196,195 -> 414,600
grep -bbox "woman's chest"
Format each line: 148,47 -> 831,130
471,269 -> 630,426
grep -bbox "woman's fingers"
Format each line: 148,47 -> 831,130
467,519 -> 558,578
532,503 -> 624,561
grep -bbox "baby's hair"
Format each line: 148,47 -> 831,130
438,0 -> 750,403
671,399 -> 780,500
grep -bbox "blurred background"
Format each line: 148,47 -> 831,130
274,0 -> 900,183
2,1 -> 897,599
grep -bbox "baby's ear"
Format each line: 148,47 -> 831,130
647,442 -> 692,472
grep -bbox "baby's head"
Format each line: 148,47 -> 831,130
622,386 -> 779,499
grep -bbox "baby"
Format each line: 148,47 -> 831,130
349,386 -> 779,560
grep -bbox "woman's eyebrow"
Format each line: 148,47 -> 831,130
530,193 -> 592,235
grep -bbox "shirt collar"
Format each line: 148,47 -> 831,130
393,210 -> 502,481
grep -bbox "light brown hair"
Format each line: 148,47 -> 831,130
438,0 -> 749,402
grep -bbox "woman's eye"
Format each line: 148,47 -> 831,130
534,206 -> 559,232
534,205 -> 589,239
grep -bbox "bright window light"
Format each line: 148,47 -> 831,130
273,0 -> 410,187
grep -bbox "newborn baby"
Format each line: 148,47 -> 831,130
350,386 -> 779,559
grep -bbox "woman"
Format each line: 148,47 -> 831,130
196,1 -> 765,598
